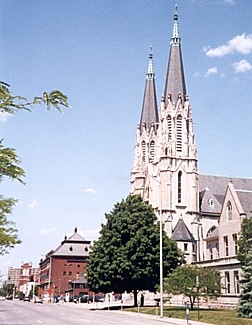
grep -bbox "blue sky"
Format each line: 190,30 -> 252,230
0,0 -> 251,278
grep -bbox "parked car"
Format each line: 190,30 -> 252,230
5,296 -> 13,300
34,296 -> 43,303
23,296 -> 30,302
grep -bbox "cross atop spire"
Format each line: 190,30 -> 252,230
171,5 -> 181,46
147,46 -> 154,78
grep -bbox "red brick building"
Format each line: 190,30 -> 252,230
39,227 -> 92,299
8,262 -> 39,289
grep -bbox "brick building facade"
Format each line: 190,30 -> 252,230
39,227 -> 92,299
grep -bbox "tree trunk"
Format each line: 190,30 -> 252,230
133,290 -> 138,307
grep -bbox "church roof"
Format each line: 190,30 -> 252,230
236,190 -> 252,216
171,218 -> 195,242
163,6 -> 186,105
139,48 -> 159,132
199,174 -> 252,215
199,174 -> 252,194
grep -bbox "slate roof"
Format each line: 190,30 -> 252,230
199,174 -> 252,216
171,218 -> 195,242
51,227 -> 91,257
199,174 -> 252,194
236,190 -> 252,215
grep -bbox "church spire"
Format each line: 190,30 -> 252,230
139,47 -> 159,133
163,5 -> 186,105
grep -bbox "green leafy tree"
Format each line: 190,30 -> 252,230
0,82 -> 71,255
164,265 -> 221,309
87,194 -> 184,307
0,281 -> 15,297
237,216 -> 252,266
237,216 -> 252,318
237,249 -> 252,318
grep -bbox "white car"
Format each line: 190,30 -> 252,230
34,296 -> 43,303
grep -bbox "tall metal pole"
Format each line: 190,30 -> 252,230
48,256 -> 52,302
159,180 -> 163,318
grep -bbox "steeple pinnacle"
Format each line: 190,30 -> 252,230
147,46 -> 154,78
139,48 -> 159,132
164,5 -> 186,104
171,5 -> 180,45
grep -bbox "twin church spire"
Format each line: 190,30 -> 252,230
139,6 -> 187,135
131,6 -> 198,246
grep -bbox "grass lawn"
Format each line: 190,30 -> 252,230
126,306 -> 252,325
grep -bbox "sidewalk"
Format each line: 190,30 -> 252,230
111,310 -> 214,325
62,302 -> 214,325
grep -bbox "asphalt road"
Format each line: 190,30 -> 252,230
0,299 -> 212,325
0,299 -> 165,325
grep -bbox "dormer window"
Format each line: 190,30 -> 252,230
69,246 -> 73,251
208,198 -> 214,207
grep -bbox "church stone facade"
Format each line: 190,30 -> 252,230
130,7 -> 252,305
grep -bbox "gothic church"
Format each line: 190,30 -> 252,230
130,7 -> 252,305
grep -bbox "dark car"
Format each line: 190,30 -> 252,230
23,296 -> 30,302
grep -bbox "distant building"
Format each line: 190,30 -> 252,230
8,262 -> 40,293
39,227 -> 92,299
130,7 -> 252,306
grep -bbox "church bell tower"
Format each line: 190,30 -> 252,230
130,7 -> 200,262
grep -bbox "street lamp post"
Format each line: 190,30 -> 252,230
158,179 -> 164,318
147,172 -> 163,318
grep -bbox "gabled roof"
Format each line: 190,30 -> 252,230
171,218 -> 195,242
199,174 -> 252,216
199,187 -> 222,215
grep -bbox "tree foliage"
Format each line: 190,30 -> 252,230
0,81 -> 71,114
0,81 -> 71,255
237,216 -> 252,266
87,194 -> 184,306
237,216 -> 252,318
237,249 -> 252,318
164,264 -> 221,309
0,281 -> 15,297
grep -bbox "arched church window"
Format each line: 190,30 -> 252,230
176,115 -> 182,152
178,171 -> 182,203
149,140 -> 155,162
227,201 -> 232,220
167,115 -> 172,140
142,141 -> 146,163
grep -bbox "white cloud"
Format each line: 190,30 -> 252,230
205,33 -> 252,57
82,187 -> 97,194
193,71 -> 201,77
205,67 -> 218,77
0,112 -> 12,123
232,59 -> 252,73
28,200 -> 39,210
40,228 -> 56,236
